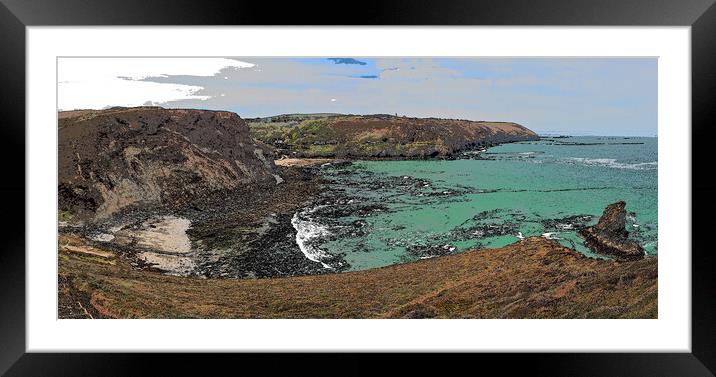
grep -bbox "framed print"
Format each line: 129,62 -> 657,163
2,0 -> 715,375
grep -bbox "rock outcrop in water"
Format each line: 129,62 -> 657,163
580,201 -> 645,261
249,114 -> 539,158
59,107 -> 278,220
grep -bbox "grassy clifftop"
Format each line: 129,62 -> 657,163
249,114 -> 539,158
59,235 -> 656,319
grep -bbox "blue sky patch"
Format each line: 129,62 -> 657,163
327,58 -> 367,65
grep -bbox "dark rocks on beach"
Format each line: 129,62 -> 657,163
541,214 -> 593,232
452,222 -> 518,241
579,201 -> 645,261
211,213 -> 333,279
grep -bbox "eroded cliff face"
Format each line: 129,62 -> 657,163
59,107 -> 279,220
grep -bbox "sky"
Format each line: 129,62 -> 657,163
58,57 -> 657,136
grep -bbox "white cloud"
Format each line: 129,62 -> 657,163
58,58 -> 254,110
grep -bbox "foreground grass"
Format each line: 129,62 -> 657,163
59,235 -> 657,319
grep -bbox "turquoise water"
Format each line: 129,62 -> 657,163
308,137 -> 657,271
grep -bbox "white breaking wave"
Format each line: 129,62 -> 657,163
565,157 -> 657,170
291,206 -> 334,269
542,232 -> 561,240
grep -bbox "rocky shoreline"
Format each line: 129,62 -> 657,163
57,107 -> 653,284
58,145 -> 502,278
60,166 -> 342,278
60,153 -> 651,279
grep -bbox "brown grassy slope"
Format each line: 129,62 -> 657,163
59,236 -> 657,319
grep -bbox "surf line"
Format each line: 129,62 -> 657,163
291,206 -> 334,269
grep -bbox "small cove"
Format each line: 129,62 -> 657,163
86,136 -> 657,276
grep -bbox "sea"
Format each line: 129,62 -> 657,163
292,136 -> 658,272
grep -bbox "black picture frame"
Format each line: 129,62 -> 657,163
1,0 -> 714,375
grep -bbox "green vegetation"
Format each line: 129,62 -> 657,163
304,144 -> 337,156
248,123 -> 294,144
288,118 -> 339,145
59,209 -> 74,222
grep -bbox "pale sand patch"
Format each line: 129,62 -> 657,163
137,251 -> 196,276
94,215 -> 195,274
274,158 -> 333,167
131,216 -> 193,254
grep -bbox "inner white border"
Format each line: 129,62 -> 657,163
27,27 -> 690,352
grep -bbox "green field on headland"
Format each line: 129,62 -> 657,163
248,113 -> 538,158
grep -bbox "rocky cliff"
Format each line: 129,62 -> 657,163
59,107 -> 279,220
249,114 -> 539,158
